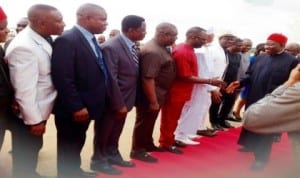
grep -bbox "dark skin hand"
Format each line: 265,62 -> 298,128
73,108 -> 89,122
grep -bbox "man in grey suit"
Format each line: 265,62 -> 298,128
91,15 -> 146,174
243,64 -> 300,169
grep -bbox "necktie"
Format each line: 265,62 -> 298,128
131,45 -> 139,66
92,37 -> 108,84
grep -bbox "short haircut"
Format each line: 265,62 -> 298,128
185,26 -> 206,38
121,15 -> 145,33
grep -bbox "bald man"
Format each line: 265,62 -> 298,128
131,22 -> 178,162
6,4 -> 64,178
285,42 -> 300,59
51,3 -> 112,177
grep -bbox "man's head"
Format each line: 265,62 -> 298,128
265,33 -> 287,55
121,15 -> 146,42
28,4 -> 65,37
185,26 -> 207,48
0,6 -> 9,43
241,38 -> 253,53
77,3 -> 107,34
97,34 -> 106,44
109,29 -> 120,38
219,33 -> 236,49
16,17 -> 29,33
228,38 -> 243,53
154,22 -> 177,47
285,42 -> 300,57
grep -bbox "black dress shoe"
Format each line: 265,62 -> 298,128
220,121 -> 234,128
145,145 -> 165,152
90,161 -> 122,175
130,151 -> 158,163
226,116 -> 242,122
108,158 -> 135,167
196,129 -> 217,137
174,140 -> 187,148
211,123 -> 224,131
160,145 -> 183,154
58,169 -> 97,178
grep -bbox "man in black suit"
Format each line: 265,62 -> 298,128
91,15 -> 146,174
51,3 -> 109,178
0,6 -> 11,152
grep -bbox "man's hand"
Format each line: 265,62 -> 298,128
211,90 -> 222,103
29,122 -> 46,136
226,81 -> 240,93
210,79 -> 227,89
73,108 -> 89,122
115,106 -> 128,119
149,102 -> 160,112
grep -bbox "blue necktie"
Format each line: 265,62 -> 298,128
92,37 -> 108,84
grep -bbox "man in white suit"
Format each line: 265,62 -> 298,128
5,4 -> 64,178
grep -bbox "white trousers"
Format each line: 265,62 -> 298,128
174,84 -> 211,140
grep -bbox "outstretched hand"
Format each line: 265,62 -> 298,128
226,81 -> 240,93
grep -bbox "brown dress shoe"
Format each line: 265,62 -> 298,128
196,129 -> 217,137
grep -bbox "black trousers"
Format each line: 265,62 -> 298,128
209,92 -> 237,125
92,111 -> 126,163
55,112 -> 90,177
10,115 -> 43,178
131,105 -> 159,153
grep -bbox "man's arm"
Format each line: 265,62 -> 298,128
243,65 -> 300,133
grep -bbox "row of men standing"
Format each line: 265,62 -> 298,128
0,3 -> 216,178
0,3 -> 145,178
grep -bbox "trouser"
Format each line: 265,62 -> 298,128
132,105 -> 160,152
159,98 -> 185,147
10,115 -> 43,178
92,111 -> 126,162
288,131 -> 300,167
55,113 -> 90,177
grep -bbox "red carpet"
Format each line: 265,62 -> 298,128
97,127 -> 298,178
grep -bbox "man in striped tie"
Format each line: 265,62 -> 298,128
91,15 -> 146,173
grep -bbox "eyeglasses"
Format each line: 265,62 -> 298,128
194,36 -> 207,42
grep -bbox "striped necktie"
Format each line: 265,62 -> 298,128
131,45 -> 139,66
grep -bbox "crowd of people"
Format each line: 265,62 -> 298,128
1,2 -> 300,178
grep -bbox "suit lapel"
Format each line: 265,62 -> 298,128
28,28 -> 52,57
117,36 -> 136,67
72,27 -> 103,70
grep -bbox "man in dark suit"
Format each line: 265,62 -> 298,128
0,6 -> 11,152
51,3 -> 109,178
91,15 -> 146,173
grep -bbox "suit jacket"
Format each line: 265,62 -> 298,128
51,27 -> 107,119
101,35 -> 139,111
0,47 -> 13,99
5,27 -> 57,125
243,83 -> 300,134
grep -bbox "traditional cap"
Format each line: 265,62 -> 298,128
0,6 -> 7,21
267,33 -> 288,45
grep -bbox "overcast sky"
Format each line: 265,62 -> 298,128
2,0 -> 300,45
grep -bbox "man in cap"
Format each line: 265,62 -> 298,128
227,33 -> 298,171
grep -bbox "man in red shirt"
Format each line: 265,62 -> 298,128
159,26 -> 225,154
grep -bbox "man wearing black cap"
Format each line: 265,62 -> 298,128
227,33 -> 298,170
